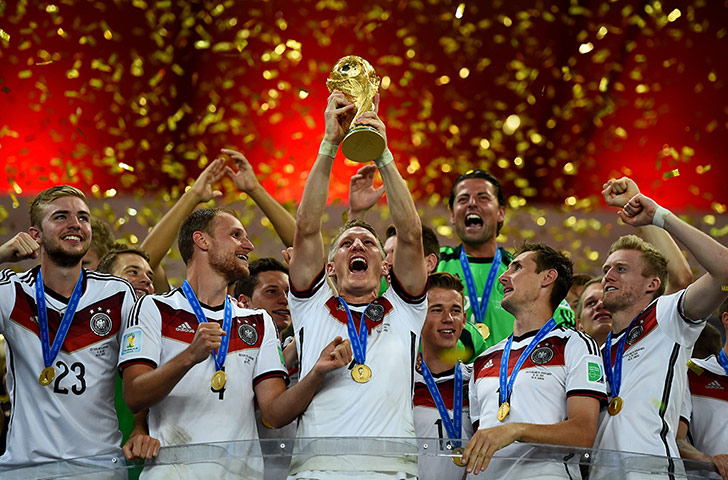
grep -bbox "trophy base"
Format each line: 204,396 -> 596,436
341,125 -> 386,163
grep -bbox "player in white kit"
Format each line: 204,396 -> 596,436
591,186 -> 728,479
287,92 -> 428,479
676,298 -> 728,480
118,207 -> 352,479
0,186 -> 137,477
414,272 -> 474,480
464,243 -> 606,479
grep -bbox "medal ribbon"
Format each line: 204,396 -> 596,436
499,318 -> 557,406
459,247 -> 502,325
718,349 -> 728,377
603,315 -> 639,399
182,280 -> 232,372
420,359 -> 463,447
336,297 -> 369,366
35,269 -> 85,369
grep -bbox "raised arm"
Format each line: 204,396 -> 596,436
620,194 -> 728,320
223,148 -> 296,247
602,177 -> 692,293
289,91 -> 354,291
141,159 -> 226,292
347,164 -> 385,221
353,108 -> 426,296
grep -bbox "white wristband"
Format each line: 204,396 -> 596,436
374,148 -> 394,169
318,140 -> 339,158
652,205 -> 671,228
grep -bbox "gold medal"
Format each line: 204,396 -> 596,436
352,364 -> 372,383
211,370 -> 227,391
451,446 -> 467,467
497,401 -> 510,422
608,396 -> 623,416
476,323 -> 490,340
39,366 -> 56,386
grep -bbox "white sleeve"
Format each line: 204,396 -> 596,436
565,332 -> 608,401
681,379 -> 692,424
468,370 -> 481,425
253,310 -> 288,384
0,270 -> 19,332
656,288 -> 706,349
118,295 -> 162,370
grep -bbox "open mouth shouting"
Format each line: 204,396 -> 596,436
349,256 -> 368,273
464,213 -> 484,231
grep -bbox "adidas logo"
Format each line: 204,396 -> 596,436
176,322 -> 195,333
706,380 -> 725,390
484,359 -> 494,369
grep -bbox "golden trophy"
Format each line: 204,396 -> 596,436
326,56 -> 386,162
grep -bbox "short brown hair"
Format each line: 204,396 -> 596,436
608,235 -> 668,299
97,242 -> 151,274
514,242 -> 574,311
328,218 -> 384,262
29,185 -> 88,228
234,257 -> 289,298
428,272 -> 465,305
178,208 -> 238,265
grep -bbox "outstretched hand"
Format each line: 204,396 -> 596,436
188,158 -> 225,203
349,164 -> 385,217
602,177 -> 640,208
222,148 -> 260,193
313,336 -> 353,375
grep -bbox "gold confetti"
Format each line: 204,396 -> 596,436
663,169 -> 680,179
0,28 -> 10,42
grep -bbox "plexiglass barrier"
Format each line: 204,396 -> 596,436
0,438 -> 721,479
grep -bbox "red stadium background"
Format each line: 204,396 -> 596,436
1,0 -> 727,274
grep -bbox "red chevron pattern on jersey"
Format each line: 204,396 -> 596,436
688,365 -> 728,402
156,300 -> 266,352
473,335 -> 568,380
10,282 -> 124,353
324,295 -> 393,335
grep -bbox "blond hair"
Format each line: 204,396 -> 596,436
608,235 -> 667,299
29,185 -> 88,229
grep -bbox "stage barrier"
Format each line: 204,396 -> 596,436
0,437 -> 721,479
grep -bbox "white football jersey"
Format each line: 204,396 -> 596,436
685,355 -> 728,457
414,362 -> 474,480
469,325 -> 606,479
594,290 -> 704,458
0,267 -> 136,466
118,287 -> 287,449
288,270 -> 426,476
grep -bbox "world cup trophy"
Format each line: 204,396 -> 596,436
326,55 -> 386,162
